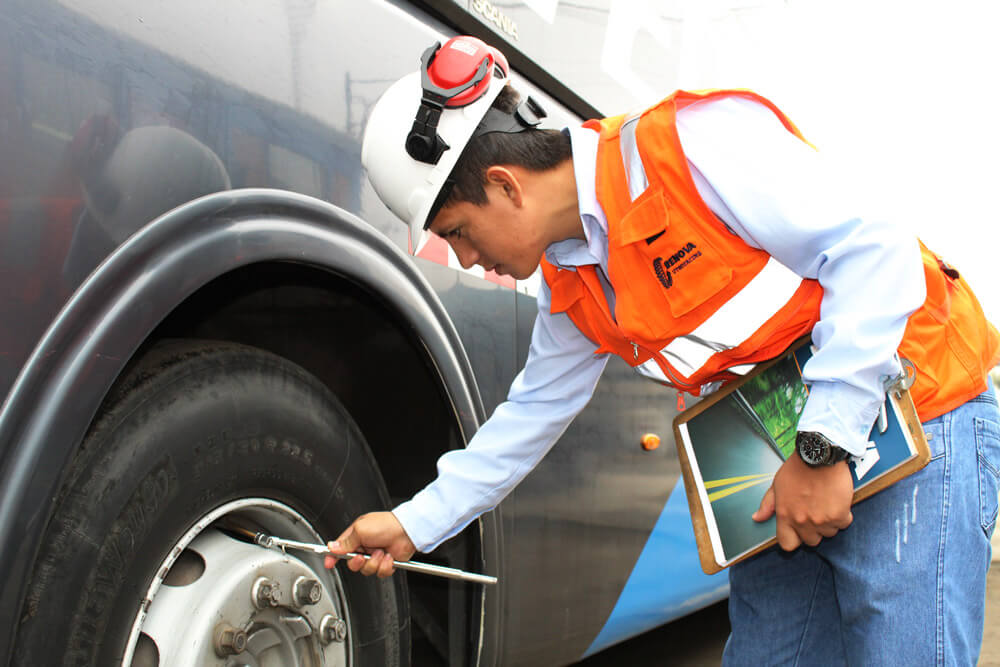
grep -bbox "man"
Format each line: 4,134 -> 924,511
328,35 -> 1000,664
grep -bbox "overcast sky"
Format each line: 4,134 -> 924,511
662,0 -> 999,322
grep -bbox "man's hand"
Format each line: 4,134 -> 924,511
325,511 -> 416,578
753,452 -> 854,550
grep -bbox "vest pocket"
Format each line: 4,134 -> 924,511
612,190 -> 733,334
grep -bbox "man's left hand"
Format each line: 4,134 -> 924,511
753,452 -> 854,550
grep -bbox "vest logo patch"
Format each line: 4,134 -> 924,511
653,242 -> 699,288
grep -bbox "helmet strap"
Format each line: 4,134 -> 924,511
471,95 -> 547,141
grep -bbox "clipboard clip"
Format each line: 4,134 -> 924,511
878,358 -> 916,434
884,357 -> 917,396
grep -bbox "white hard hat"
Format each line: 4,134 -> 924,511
362,36 -> 538,253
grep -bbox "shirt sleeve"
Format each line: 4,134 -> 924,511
392,279 -> 609,552
675,96 -> 926,457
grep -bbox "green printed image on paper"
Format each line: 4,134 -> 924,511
685,351 -> 810,561
738,352 -> 811,459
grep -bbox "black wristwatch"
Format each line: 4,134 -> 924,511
795,431 -> 850,467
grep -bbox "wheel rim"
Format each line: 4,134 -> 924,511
121,498 -> 353,667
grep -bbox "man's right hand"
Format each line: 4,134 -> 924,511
325,511 -> 417,578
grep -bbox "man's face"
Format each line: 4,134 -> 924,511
427,177 -> 548,281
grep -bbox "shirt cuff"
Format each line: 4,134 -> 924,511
392,491 -> 456,553
796,380 -> 882,457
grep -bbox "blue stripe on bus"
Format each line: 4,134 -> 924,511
582,479 -> 730,658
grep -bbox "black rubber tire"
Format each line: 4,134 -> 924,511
14,339 -> 409,666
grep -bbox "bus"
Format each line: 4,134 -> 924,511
0,1 -> 727,664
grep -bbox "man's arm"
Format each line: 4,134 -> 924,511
676,96 -> 925,549
328,279 -> 609,575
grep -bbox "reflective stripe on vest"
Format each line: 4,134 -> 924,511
619,114 -> 647,201
617,112 -> 805,382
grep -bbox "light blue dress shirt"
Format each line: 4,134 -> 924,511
393,95 -> 926,552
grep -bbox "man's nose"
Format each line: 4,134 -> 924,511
453,244 -> 480,270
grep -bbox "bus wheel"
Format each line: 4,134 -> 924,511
15,340 -> 408,666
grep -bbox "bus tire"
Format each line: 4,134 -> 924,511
14,339 -> 409,666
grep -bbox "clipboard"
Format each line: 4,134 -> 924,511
672,339 -> 931,574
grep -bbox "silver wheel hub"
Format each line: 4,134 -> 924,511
123,499 -> 352,667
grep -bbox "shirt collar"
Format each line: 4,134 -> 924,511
544,124 -> 609,270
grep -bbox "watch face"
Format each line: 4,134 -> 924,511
797,432 -> 830,466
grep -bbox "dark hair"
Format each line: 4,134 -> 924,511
444,85 -> 572,208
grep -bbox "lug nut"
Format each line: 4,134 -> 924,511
214,623 -> 248,656
293,576 -> 322,607
252,576 -> 281,609
319,614 -> 348,644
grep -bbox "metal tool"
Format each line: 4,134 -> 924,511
252,532 -> 497,585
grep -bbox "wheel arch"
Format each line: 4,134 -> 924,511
0,188 -> 498,665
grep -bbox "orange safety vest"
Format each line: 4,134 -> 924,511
540,89 -> 999,421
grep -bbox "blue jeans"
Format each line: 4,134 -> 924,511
724,382 -> 1000,666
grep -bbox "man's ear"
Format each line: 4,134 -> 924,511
484,166 -> 524,207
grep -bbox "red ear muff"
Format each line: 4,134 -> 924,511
405,37 -> 509,165
428,36 -> 502,108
